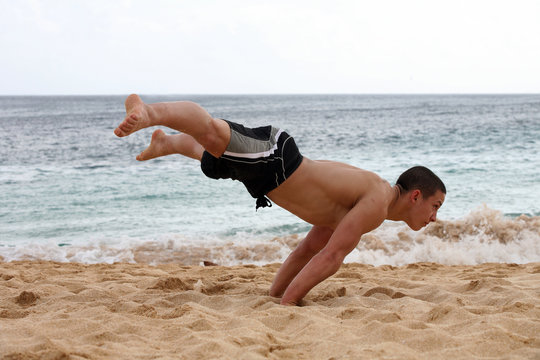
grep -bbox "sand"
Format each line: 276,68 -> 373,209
1,261 -> 539,359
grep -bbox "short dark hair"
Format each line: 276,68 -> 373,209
396,166 -> 446,198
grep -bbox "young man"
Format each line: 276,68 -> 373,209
114,94 -> 446,305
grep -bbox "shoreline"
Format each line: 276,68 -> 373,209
1,260 -> 539,359
2,208 -> 539,267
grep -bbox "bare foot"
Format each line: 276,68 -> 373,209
136,129 -> 173,161
114,94 -> 152,137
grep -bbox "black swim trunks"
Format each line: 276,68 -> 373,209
201,120 -> 303,210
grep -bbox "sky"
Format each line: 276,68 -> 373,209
1,0 -> 539,95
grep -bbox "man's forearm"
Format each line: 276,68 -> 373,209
269,250 -> 313,297
279,251 -> 343,305
270,225 -> 334,298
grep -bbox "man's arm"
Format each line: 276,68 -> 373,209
269,225 -> 333,297
279,199 -> 386,305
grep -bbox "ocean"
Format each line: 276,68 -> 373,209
1,94 -> 539,266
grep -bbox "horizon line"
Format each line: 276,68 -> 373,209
1,92 -> 539,97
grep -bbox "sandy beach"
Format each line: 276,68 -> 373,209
1,260 -> 539,359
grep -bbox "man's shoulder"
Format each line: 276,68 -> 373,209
354,176 -> 393,219
296,158 -> 385,193
299,159 -> 372,179
309,159 -> 361,170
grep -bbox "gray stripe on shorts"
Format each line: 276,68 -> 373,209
226,126 -> 280,155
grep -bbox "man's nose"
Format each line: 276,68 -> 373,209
430,212 -> 437,222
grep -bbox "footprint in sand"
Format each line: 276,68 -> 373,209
150,277 -> 193,291
363,286 -> 407,299
133,304 -> 158,318
312,287 -> 347,302
338,308 -> 367,320
187,318 -> 215,331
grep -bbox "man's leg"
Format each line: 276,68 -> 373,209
269,225 -> 333,298
136,129 -> 204,161
114,94 -> 230,158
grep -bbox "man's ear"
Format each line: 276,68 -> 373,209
409,189 -> 421,203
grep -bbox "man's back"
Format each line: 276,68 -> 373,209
268,158 -> 394,230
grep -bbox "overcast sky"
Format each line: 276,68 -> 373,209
1,0 -> 539,95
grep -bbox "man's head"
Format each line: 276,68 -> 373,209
396,166 -> 446,230
396,166 -> 446,198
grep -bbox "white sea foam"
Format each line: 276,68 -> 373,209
1,206 -> 538,266
347,205 -> 540,266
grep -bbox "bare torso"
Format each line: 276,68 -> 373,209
268,158 -> 395,230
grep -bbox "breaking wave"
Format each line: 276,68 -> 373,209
1,206 -> 538,266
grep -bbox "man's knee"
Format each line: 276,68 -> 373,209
197,119 -> 230,157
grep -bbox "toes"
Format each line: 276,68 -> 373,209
115,117 -> 139,136
136,150 -> 146,161
137,146 -> 152,161
117,120 -> 134,133
114,119 -> 135,137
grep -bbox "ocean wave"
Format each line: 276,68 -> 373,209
0,234 -> 302,266
349,206 -> 540,266
1,206 -> 538,266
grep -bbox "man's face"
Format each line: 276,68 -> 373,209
408,190 -> 445,231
